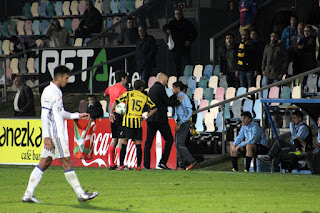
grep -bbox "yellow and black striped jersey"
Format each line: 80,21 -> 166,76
116,90 -> 156,128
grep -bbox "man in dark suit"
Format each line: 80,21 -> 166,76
144,73 -> 182,169
86,95 -> 103,120
13,75 -> 35,116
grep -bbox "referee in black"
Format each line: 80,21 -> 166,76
144,73 -> 182,169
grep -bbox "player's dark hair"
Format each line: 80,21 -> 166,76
54,65 -> 70,78
172,81 -> 185,91
241,111 -> 252,119
292,109 -> 303,119
134,80 -> 145,90
115,70 -> 127,83
88,95 -> 96,101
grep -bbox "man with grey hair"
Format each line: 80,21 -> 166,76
13,75 -> 35,117
144,73 -> 182,169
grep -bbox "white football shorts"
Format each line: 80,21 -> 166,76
41,137 -> 70,159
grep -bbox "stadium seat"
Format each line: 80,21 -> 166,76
208,76 -> 218,91
305,74 -> 318,93
0,41 -> 2,55
24,20 -> 33,35
23,2 -> 32,18
106,17 -> 113,29
253,99 -> 262,120
30,2 -> 39,17
243,99 -> 254,117
9,42 -> 14,53
236,87 -> 247,100
5,59 -> 12,76
219,75 -> 228,90
209,100 -> 219,115
58,19 -> 65,28
79,100 -> 88,113
204,112 -> 216,132
178,76 -> 187,85
0,24 -> 2,37
135,0 -> 143,8
280,86 -> 291,106
198,76 -> 208,92
71,0 -> 79,15
199,100 -> 209,119
2,40 -> 10,55
193,64 -> 203,82
195,112 -> 204,132
35,39 -> 43,48
41,20 -> 49,35
17,20 -> 25,35
74,38 -> 83,46
269,86 -> 280,106
225,87 -> 236,106
32,20 -> 41,35
214,87 -> 225,102
224,102 -> 231,119
127,0 -> 135,12
204,87 -> 214,101
215,112 -> 226,133
62,1 -> 71,16
213,65 -> 220,76
188,76 -> 197,92
64,19 -> 73,34
113,17 -> 121,34
1,21 -> 9,37
71,18 -> 80,34
8,20 -> 17,36
259,88 -> 268,99
119,0 -> 127,13
292,86 -> 301,99
203,64 -> 213,79
148,76 -> 157,88
47,1 -> 55,17
256,75 -> 261,89
10,58 -> 19,74
186,88 -> 193,99
194,88 -> 204,104
55,1 -> 63,16
40,1 -> 48,17
34,57 -> 39,73
184,65 -> 193,82
231,100 -> 242,121
102,0 -> 110,14
167,76 -> 177,89
95,0 -> 103,14
248,86 -> 257,98
19,58 -> 27,74
110,0 -> 119,13
27,58 -> 35,74
78,0 -> 86,15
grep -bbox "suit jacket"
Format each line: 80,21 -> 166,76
14,84 -> 35,116
147,82 -> 180,124
87,101 -> 103,120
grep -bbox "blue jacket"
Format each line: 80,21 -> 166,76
174,92 -> 192,125
233,121 -> 268,148
281,25 -> 298,50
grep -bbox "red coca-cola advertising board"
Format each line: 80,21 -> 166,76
51,118 -> 177,169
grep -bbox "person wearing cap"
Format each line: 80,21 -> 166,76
230,111 -> 269,172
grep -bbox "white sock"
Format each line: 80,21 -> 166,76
25,166 -> 44,197
64,169 -> 85,197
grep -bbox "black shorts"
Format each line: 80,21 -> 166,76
111,112 -> 124,139
119,126 -> 142,141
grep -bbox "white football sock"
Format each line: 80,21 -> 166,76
64,169 -> 85,197
25,166 -> 44,197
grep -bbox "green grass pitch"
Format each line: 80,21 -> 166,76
1,166 -> 319,213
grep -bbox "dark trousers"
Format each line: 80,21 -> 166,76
175,121 -> 195,167
268,139 -> 296,172
144,122 -> 174,169
305,149 -> 320,174
227,72 -> 240,88
173,49 -> 191,78
139,64 -> 153,88
239,70 -> 255,88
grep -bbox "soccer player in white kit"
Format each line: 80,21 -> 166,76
22,65 -> 99,203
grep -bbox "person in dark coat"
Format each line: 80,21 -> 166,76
219,33 -> 240,88
144,73 -> 182,169
86,95 -> 103,120
136,25 -> 157,86
300,25 -> 317,73
117,17 -> 139,45
76,0 -> 102,38
163,9 -> 197,78
13,75 -> 35,117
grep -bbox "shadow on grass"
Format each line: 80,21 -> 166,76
41,202 -> 130,212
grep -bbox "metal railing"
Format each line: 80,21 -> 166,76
193,66 -> 320,155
